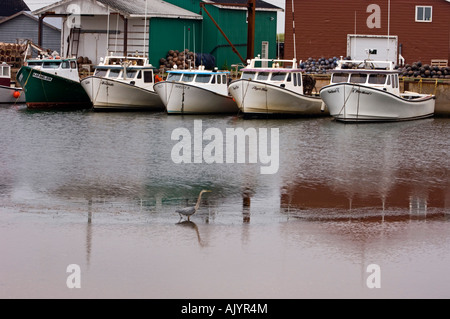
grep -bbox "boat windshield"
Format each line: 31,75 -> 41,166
368,74 -> 387,85
270,72 -> 287,81
108,69 -> 121,78
126,70 -> 137,79
241,72 -> 256,80
42,61 -> 61,69
350,73 -> 368,84
181,74 -> 195,82
27,61 -> 43,67
167,73 -> 182,82
94,69 -> 107,77
195,74 -> 211,83
331,73 -> 349,83
257,72 -> 270,81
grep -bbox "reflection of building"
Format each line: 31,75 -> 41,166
281,180 -> 448,222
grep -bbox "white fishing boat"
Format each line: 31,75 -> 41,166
228,56 -> 326,117
0,62 -> 25,103
153,66 -> 238,114
80,56 -> 165,111
319,58 -> 436,122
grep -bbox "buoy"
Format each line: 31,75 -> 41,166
13,91 -> 21,99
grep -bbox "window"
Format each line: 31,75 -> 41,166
331,73 -> 349,83
416,6 -> 432,22
43,61 -> 61,69
167,73 -> 182,81
181,73 -> 195,82
195,74 -> 211,83
271,72 -> 287,81
126,70 -> 137,79
94,69 -> 107,77
368,74 -> 386,85
349,73 -> 367,83
257,72 -> 270,81
241,72 -> 256,80
108,69 -> 121,78
61,61 -> 70,69
144,71 -> 153,83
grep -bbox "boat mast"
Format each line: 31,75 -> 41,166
291,0 -> 296,60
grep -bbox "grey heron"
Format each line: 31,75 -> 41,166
176,190 -> 211,221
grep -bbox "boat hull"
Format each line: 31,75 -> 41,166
228,79 -> 327,116
320,83 -> 435,122
16,66 -> 91,110
154,81 -> 239,114
81,76 -> 165,111
0,85 -> 25,103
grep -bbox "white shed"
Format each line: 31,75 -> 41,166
33,0 -> 202,65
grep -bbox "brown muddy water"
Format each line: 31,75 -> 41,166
0,104 -> 449,299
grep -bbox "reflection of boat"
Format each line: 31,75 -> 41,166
153,66 -> 238,114
320,59 -> 435,122
0,62 -> 25,103
81,56 -> 165,111
228,56 -> 325,116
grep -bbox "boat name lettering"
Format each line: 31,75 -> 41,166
101,81 -> 114,86
175,85 -> 189,90
252,86 -> 267,92
327,89 -> 340,94
32,73 -> 53,82
352,88 -> 372,95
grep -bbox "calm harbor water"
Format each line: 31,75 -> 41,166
0,103 -> 449,299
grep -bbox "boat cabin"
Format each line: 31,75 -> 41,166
93,56 -> 156,90
25,58 -> 81,82
166,67 -> 230,96
329,59 -> 401,95
0,62 -> 12,87
239,57 -> 304,94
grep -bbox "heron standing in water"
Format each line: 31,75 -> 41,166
176,190 -> 211,221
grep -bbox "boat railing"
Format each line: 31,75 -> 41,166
247,55 -> 298,69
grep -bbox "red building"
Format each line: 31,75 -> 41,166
284,0 -> 450,66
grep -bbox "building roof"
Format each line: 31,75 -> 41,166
0,0 -> 30,17
0,10 -> 60,31
33,0 -> 202,19
203,0 -> 283,11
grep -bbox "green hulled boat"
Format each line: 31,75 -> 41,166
16,57 -> 92,110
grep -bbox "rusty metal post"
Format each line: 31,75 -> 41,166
247,0 -> 256,61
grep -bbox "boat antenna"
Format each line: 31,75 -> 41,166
114,12 -> 119,54
143,0 -> 148,58
291,0 -> 296,60
193,24 -> 196,68
387,0 -> 391,63
106,6 -> 110,56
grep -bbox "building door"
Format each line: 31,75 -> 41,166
347,34 -> 398,66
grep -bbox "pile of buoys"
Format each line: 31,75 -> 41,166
0,42 -> 27,69
300,56 -> 340,74
398,62 -> 450,79
159,49 -> 197,71
76,56 -> 92,65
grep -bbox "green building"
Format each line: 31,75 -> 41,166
149,0 -> 282,70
